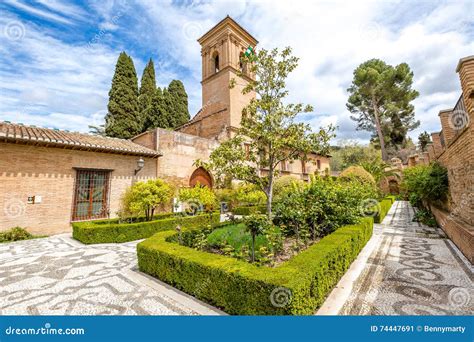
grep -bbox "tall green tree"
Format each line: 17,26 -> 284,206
145,87 -> 170,129
139,58 -> 157,131
199,47 -> 335,219
347,59 -> 419,161
167,80 -> 190,128
418,131 -> 431,152
105,52 -> 141,138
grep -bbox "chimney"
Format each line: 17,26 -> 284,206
438,109 -> 455,145
456,55 -> 474,124
431,132 -> 443,156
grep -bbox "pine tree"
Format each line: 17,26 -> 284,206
167,80 -> 190,128
347,59 -> 419,161
105,52 -> 141,139
139,58 -> 156,131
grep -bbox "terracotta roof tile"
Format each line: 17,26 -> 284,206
0,121 -> 161,157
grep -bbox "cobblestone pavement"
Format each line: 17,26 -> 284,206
341,201 -> 473,315
0,236 -> 208,315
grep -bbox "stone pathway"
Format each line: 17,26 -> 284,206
1,201 -> 472,316
340,201 -> 473,315
0,235 -> 220,315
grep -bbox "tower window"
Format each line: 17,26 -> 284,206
213,53 -> 219,73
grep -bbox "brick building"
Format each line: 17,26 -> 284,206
409,55 -> 473,263
0,16 -> 329,235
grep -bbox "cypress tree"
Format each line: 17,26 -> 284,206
146,87 -> 169,129
167,80 -> 190,128
105,52 -> 141,139
139,58 -> 156,131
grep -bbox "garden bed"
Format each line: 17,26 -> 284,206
137,216 -> 374,315
72,212 -> 220,244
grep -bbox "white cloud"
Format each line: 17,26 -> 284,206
3,0 -> 76,25
1,0 -> 472,143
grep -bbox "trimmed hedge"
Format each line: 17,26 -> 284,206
232,205 -> 267,215
73,212 -> 220,244
137,217 -> 373,315
374,197 -> 394,223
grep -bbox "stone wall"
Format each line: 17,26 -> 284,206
133,128 -> 219,188
408,55 -> 473,262
0,143 -> 157,235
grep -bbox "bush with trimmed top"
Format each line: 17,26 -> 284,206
137,217 -> 373,315
72,212 -> 220,244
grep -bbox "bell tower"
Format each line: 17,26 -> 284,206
177,16 -> 258,139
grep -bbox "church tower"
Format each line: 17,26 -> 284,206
177,16 -> 258,139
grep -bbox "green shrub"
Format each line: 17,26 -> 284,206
0,227 -> 35,243
73,212 -> 220,244
233,205 -> 267,215
273,175 -> 305,201
137,217 -> 373,315
179,185 -> 219,213
401,162 -> 448,207
339,165 -> 376,186
274,176 -> 378,238
120,179 -> 173,221
413,209 -> 437,227
373,197 -> 393,223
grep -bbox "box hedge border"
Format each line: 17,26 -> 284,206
72,212 -> 220,244
232,205 -> 267,215
374,196 -> 395,223
137,216 -> 374,315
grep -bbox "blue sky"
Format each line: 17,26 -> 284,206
0,0 -> 473,143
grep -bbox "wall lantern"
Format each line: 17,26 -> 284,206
135,157 -> 145,175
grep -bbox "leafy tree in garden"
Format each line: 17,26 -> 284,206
198,47 -> 335,219
105,52 -> 141,138
167,80 -> 190,128
347,59 -> 419,161
418,131 -> 431,152
121,179 -> 173,221
329,140 -> 381,171
244,214 -> 270,262
178,185 -> 218,225
139,58 -> 157,130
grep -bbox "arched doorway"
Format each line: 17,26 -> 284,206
189,167 -> 213,188
388,179 -> 400,194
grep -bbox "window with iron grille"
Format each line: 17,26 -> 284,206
72,169 -> 111,221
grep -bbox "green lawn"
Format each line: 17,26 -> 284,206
206,223 -> 277,252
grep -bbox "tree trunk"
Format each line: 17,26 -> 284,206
266,159 -> 274,221
372,96 -> 388,161
251,234 -> 256,262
